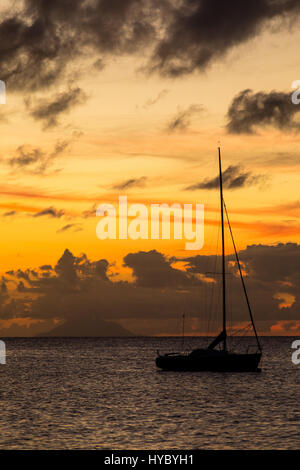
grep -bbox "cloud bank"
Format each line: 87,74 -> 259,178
0,244 -> 299,336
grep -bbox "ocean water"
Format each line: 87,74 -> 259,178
0,337 -> 299,450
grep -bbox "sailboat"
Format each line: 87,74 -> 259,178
156,147 -> 262,372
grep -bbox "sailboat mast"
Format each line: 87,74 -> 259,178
181,313 -> 185,350
218,147 -> 227,352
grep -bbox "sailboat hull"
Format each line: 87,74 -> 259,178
156,350 -> 262,372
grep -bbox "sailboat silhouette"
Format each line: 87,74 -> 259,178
156,147 -> 262,372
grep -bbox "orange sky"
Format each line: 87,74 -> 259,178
0,1 -> 299,336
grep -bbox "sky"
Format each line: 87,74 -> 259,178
0,0 -> 299,336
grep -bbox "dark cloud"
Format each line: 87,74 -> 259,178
112,176 -> 147,191
0,248 -> 199,325
33,206 -> 65,218
234,243 -> 300,284
17,281 -> 25,293
0,14 -> 73,92
39,265 -> 53,271
27,87 -> 86,128
1,0 -> 300,96
82,204 -> 97,219
2,211 -> 16,217
123,250 -> 193,288
179,242 -> 300,323
51,140 -> 70,156
0,244 -> 299,335
54,249 -> 79,284
148,0 -> 300,77
1,281 -> 7,294
167,104 -> 204,132
16,269 -> 30,281
9,269 -> 38,282
56,223 -> 82,233
0,0 -> 160,92
9,146 -> 44,168
8,140 -> 69,174
226,89 -> 300,134
142,89 -> 169,109
93,58 -> 105,71
95,259 -> 110,282
186,165 -> 265,190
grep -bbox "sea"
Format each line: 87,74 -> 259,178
0,336 -> 299,450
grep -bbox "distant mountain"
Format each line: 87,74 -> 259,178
38,314 -> 133,337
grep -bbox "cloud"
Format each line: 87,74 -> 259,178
56,223 -> 82,233
33,206 -> 65,218
8,140 -> 69,174
0,184 -> 98,203
142,89 -> 169,109
123,250 -> 193,288
270,320 -> 300,334
233,242 -> 300,284
39,265 -> 53,271
2,0 -> 300,96
1,281 -> 7,294
93,58 -> 105,71
27,87 -> 87,128
0,319 -> 55,338
9,146 -> 44,168
112,176 -> 147,190
226,89 -> 300,134
0,0 -> 159,92
186,165 -> 265,190
82,204 -> 97,219
167,104 -> 204,132
0,244 -> 300,335
2,211 -> 16,217
147,0 -> 300,76
180,242 -> 300,324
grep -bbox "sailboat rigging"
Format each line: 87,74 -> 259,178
156,147 -> 262,372
181,313 -> 185,351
